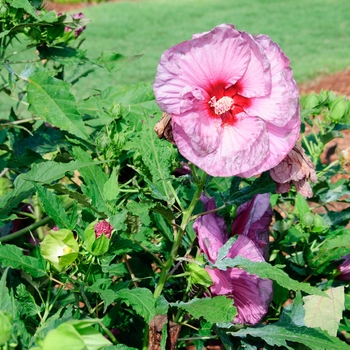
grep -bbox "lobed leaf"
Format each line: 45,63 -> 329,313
115,288 -> 168,324
26,70 -> 89,141
170,296 -> 237,324
215,255 -> 326,297
0,244 -> 46,278
231,319 -> 349,350
34,184 -> 72,230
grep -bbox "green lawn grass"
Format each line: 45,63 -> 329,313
71,0 -> 350,98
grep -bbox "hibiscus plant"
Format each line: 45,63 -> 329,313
0,1 -> 350,350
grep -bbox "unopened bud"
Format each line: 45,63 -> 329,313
186,263 -> 213,287
94,220 -> 113,239
301,212 -> 314,228
303,93 -> 320,110
329,96 -> 350,123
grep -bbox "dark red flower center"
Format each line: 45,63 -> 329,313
207,81 -> 251,126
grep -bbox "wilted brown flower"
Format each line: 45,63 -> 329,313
154,112 -> 175,144
269,143 -> 316,198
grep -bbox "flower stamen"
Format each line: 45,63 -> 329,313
209,96 -> 234,115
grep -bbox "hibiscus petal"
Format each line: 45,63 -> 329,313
227,235 -> 264,262
153,24 -> 250,115
237,32 -> 272,98
173,114 -> 269,177
228,268 -> 273,324
238,108 -> 300,178
245,34 -> 299,127
193,197 -> 228,262
205,268 -> 232,295
231,194 -> 272,258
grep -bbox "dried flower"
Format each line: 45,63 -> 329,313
154,24 -> 300,177
269,143 -> 317,198
193,195 -> 273,324
94,220 -> 113,239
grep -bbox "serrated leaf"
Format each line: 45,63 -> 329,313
0,244 -> 46,278
115,288 -> 168,323
136,117 -> 173,200
170,296 -> 237,323
11,0 -> 40,19
26,70 -> 89,140
228,172 -> 276,206
34,184 -> 71,230
304,286 -> 344,336
16,284 -> 42,318
0,268 -> 12,313
215,255 -> 325,297
71,147 -> 111,216
103,167 -> 119,202
231,319 -> 349,350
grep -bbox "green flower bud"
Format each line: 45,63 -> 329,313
0,311 -> 12,345
303,93 -> 320,109
41,319 -> 111,350
329,96 -> 350,123
301,212 -> 314,228
40,229 -> 79,272
312,214 -> 326,233
186,262 -> 213,288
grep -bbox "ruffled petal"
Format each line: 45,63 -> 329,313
244,34 -> 299,127
231,194 -> 272,258
238,108 -> 300,177
173,113 -> 269,177
193,197 -> 227,262
154,24 -> 250,115
226,235 -> 264,262
205,268 -> 232,295
237,32 -> 271,98
228,268 -> 273,324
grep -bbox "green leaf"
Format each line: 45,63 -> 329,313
136,116 -> 173,201
0,268 -> 12,313
228,172 -> 276,206
310,231 -> 350,273
304,286 -> 345,336
0,244 -> 46,278
103,167 -> 119,202
96,51 -> 142,72
115,288 -> 168,324
11,0 -> 40,19
322,207 -> 350,227
231,319 -> 349,350
26,70 -> 89,140
215,255 -> 326,297
170,296 -> 237,323
34,184 -> 72,230
71,147 -> 111,216
16,284 -> 42,318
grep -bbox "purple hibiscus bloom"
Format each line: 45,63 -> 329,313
231,193 -> 272,259
193,195 -> 273,325
337,255 -> 350,281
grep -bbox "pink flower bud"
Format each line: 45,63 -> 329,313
94,220 -> 113,239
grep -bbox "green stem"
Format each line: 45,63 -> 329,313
0,202 -> 75,243
153,172 -> 207,299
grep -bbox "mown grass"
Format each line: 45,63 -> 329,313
69,0 -> 350,98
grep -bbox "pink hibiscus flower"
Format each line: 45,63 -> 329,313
154,24 -> 300,177
193,195 -> 273,325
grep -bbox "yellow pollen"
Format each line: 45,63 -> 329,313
208,96 -> 234,115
